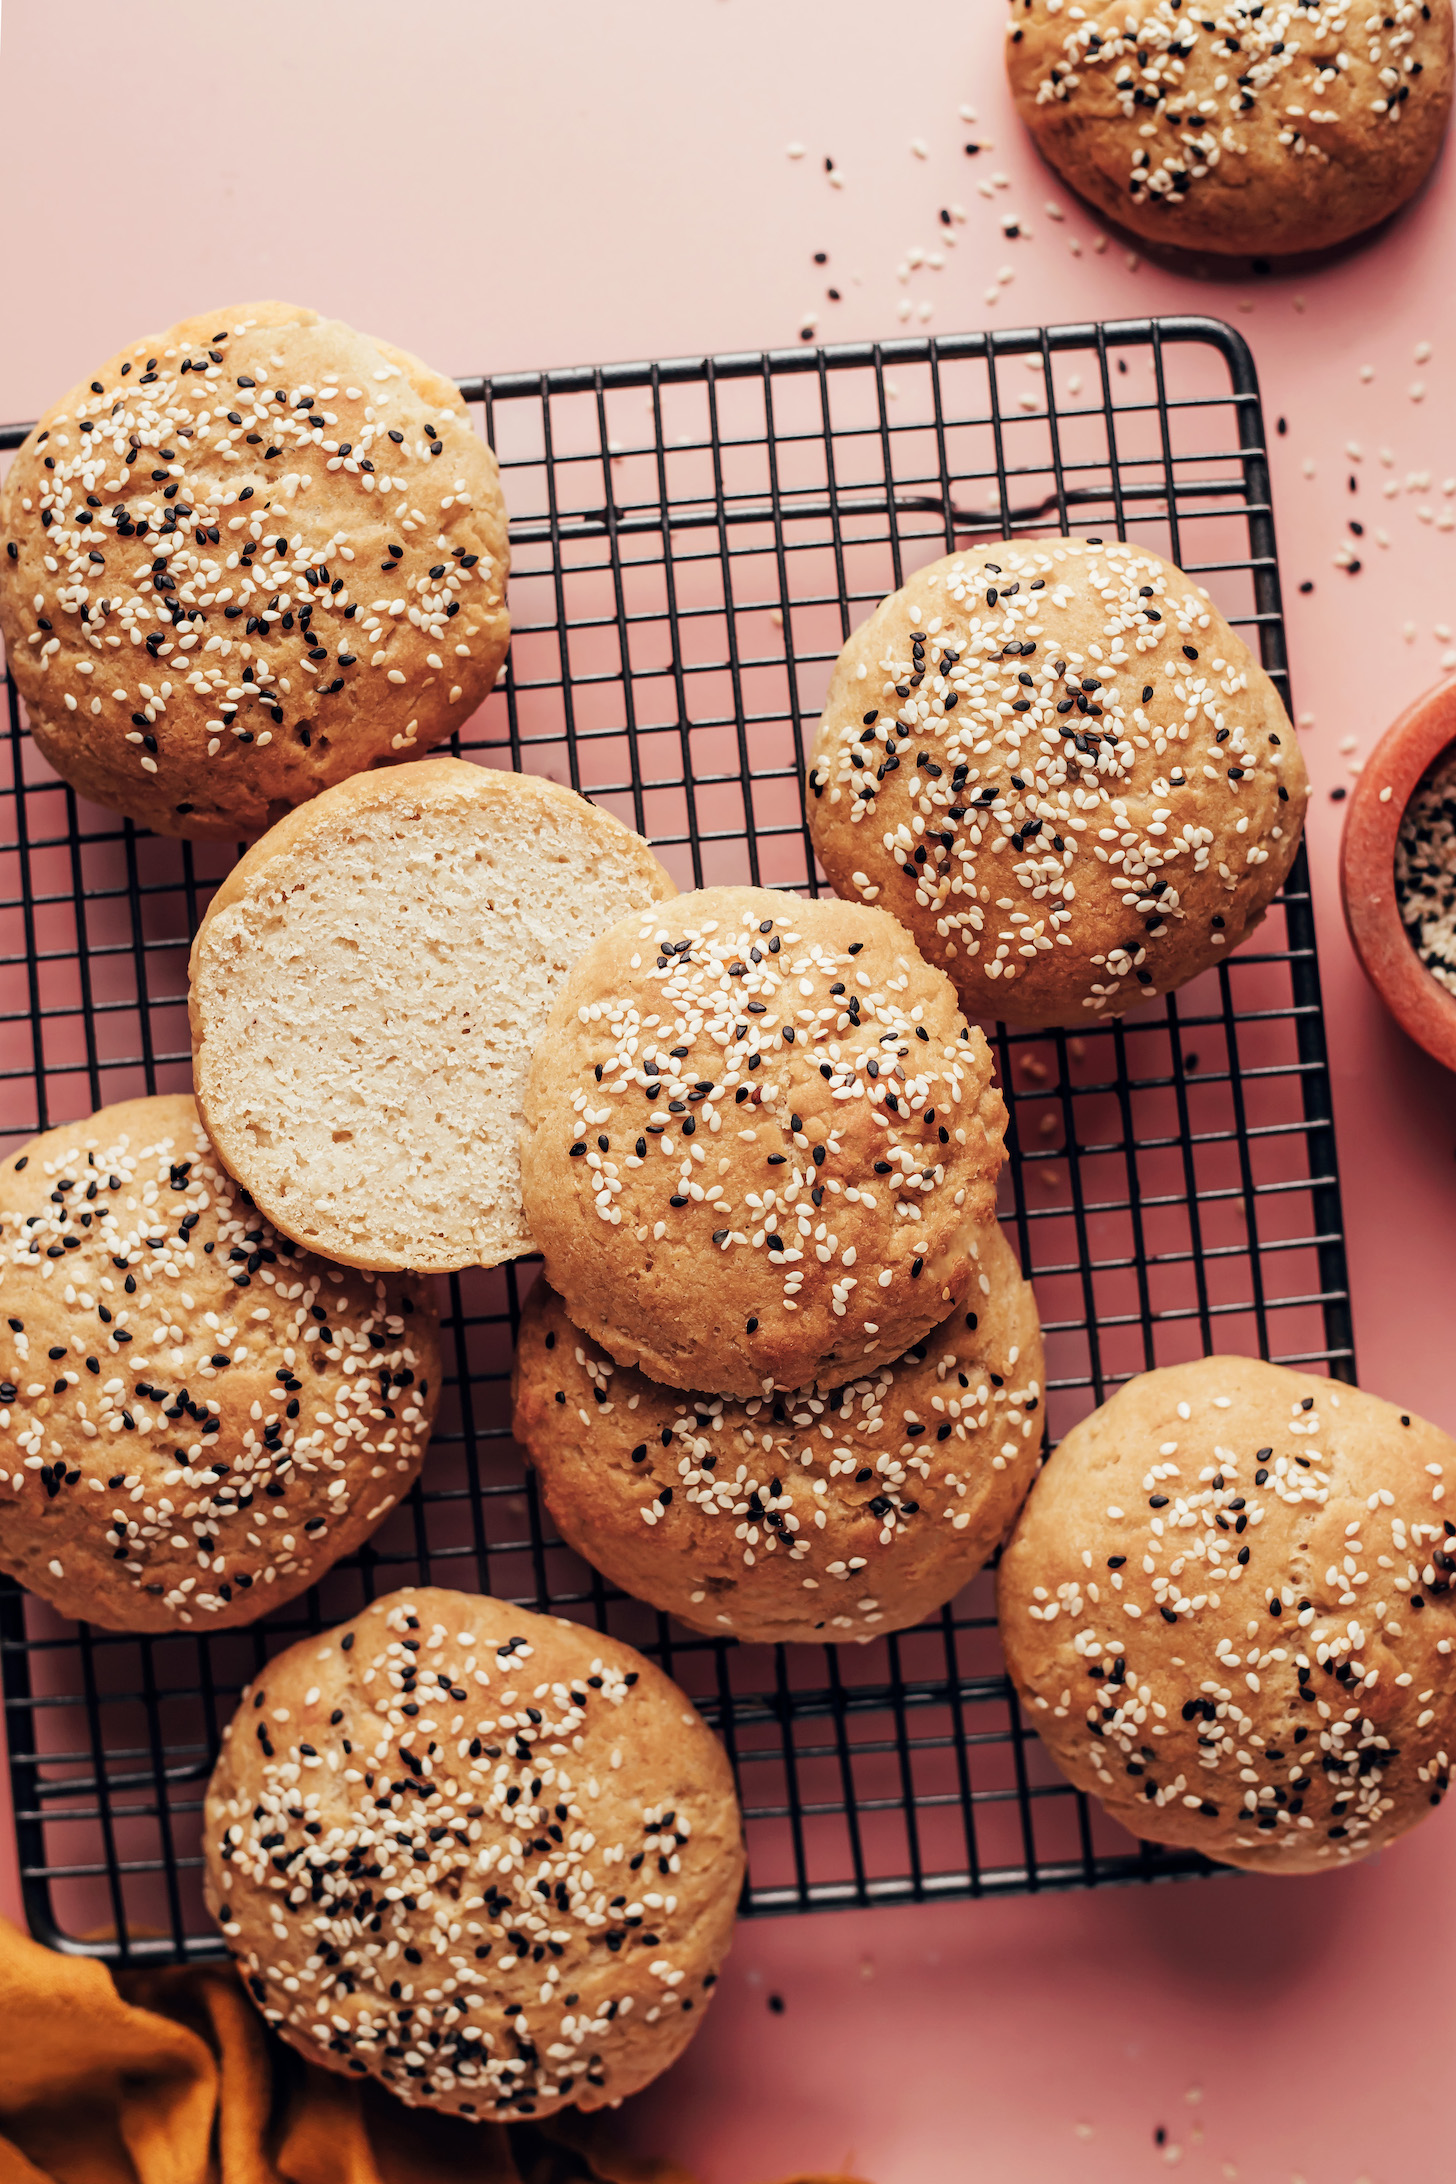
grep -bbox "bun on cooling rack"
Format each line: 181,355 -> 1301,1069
204,1586 -> 744,2120
0,1096 -> 438,1632
0,301 -> 509,840
1004,0 -> 1454,259
511,1220 -> 1044,1645
518,885 -> 1007,1398
997,1354 -> 1456,1873
806,535 -> 1308,1032
188,758 -> 675,1274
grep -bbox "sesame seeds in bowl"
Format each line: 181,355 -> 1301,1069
1342,676 -> 1456,1075
1395,745 -> 1456,993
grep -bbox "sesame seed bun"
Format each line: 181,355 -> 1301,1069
511,1219 -> 1044,1645
204,1586 -> 744,2120
1005,0 -> 1454,259
0,1096 -> 439,1632
518,885 -> 1007,1399
188,758 -> 676,1274
997,1355 -> 1456,1873
0,301 -> 510,840
806,536 -> 1308,1032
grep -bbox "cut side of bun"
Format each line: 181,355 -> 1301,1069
189,759 -> 675,1271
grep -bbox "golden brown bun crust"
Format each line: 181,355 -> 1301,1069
0,1096 -> 438,1631
1005,0 -> 1454,257
997,1355 -> 1456,1874
0,301 -> 509,840
204,1587 -> 744,2120
518,886 -> 1007,1397
807,537 -> 1307,1032
511,1221 -> 1044,1644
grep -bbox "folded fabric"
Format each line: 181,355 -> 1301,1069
0,1919 -> 863,2184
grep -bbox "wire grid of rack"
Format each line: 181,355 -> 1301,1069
0,316 -> 1353,1961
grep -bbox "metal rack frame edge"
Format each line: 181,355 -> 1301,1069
0,313 -> 1355,1958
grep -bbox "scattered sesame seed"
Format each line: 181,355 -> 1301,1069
1394,745 -> 1456,993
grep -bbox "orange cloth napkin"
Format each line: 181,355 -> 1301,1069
0,1920 -> 863,2184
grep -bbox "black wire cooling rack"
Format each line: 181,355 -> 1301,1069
0,316 -> 1354,1961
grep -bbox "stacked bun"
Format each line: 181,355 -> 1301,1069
513,1221 -> 1043,1645
511,883 -> 1034,1643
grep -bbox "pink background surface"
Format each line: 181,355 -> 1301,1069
2,5 -> 1456,2178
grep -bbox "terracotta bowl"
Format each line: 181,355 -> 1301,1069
1340,676 -> 1456,1075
